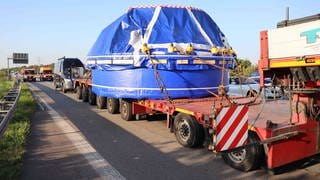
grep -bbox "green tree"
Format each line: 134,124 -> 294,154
230,58 -> 258,79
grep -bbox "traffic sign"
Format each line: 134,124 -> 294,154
13,53 -> 28,64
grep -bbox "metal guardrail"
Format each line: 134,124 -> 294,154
0,80 -> 21,140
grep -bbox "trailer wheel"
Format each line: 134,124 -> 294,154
76,85 -> 82,99
107,98 -> 119,114
88,87 -> 96,105
120,99 -> 133,121
174,113 -> 204,148
221,131 -> 264,172
82,86 -> 89,102
96,96 -> 106,109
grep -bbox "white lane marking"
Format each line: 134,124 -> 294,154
29,83 -> 125,180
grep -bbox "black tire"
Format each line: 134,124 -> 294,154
107,97 -> 119,114
221,131 -> 265,172
174,113 -> 204,148
88,87 -> 96,105
82,86 -> 89,102
120,99 -> 133,121
76,85 -> 82,99
96,95 -> 106,109
62,82 -> 67,93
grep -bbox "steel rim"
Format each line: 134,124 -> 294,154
122,102 -> 127,117
107,99 -> 112,111
227,149 -> 246,163
178,119 -> 191,141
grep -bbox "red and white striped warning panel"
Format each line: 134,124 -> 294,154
215,105 -> 249,152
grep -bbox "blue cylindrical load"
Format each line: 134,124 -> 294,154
87,5 -> 235,99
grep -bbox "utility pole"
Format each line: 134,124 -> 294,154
7,57 -> 13,80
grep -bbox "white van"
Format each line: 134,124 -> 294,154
53,57 -> 85,93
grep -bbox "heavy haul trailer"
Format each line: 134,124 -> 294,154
74,75 -> 258,150
75,7 -> 319,172
222,13 -> 320,172
74,73 -> 269,171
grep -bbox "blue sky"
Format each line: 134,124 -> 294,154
1,0 -> 319,69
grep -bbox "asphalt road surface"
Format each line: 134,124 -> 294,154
23,81 -> 320,180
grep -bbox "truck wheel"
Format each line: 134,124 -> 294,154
96,96 -> 106,109
221,131 -> 264,172
88,87 -> 96,105
76,85 -> 82,99
174,113 -> 204,148
62,82 -> 67,93
82,86 -> 89,102
107,98 -> 119,114
120,99 -> 133,121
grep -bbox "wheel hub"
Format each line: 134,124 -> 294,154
122,103 -> 127,116
228,149 -> 246,163
108,99 -> 112,110
178,120 -> 190,141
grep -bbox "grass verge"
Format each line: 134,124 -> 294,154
0,83 -> 37,179
0,81 -> 13,98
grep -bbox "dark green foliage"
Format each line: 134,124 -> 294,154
230,58 -> 258,80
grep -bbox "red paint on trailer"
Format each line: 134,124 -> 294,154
216,106 -> 248,151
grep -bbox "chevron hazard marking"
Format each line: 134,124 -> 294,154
215,105 -> 248,152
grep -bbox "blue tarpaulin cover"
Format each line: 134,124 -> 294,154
87,5 -> 235,99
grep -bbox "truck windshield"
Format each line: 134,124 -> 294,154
25,70 -> 35,74
63,67 -> 84,78
43,70 -> 52,74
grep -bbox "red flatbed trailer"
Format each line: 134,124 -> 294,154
123,94 -> 252,150
133,96 -> 260,127
131,13 -> 320,172
74,68 -> 319,172
73,13 -> 320,173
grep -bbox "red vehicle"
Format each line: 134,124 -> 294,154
222,13 -> 320,172
21,68 -> 36,82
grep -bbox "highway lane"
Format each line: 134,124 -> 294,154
28,81 -> 320,180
